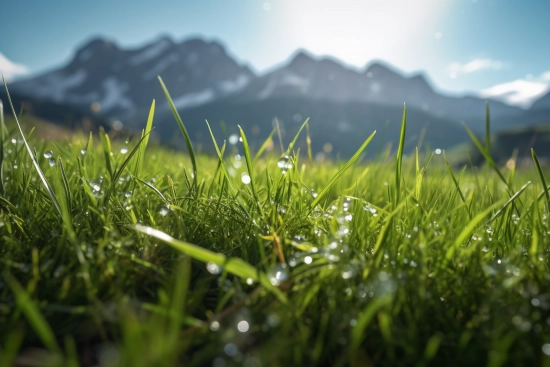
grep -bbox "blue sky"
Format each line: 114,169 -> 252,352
1,0 -> 549,107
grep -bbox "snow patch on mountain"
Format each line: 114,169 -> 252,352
219,74 -> 250,93
172,89 -> 215,109
101,77 -> 134,112
130,38 -> 173,66
280,73 -> 309,87
143,53 -> 180,81
24,69 -> 87,102
258,79 -> 277,100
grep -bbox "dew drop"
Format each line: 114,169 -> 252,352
160,206 -> 170,216
237,320 -> 249,332
268,263 -> 288,286
241,172 -> 251,184
48,158 -> 56,167
277,156 -> 293,174
206,261 -> 222,274
120,147 -> 128,154
44,151 -> 53,159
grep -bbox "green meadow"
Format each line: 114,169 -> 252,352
1,79 -> 550,367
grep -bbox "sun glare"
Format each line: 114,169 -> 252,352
280,0 -> 448,68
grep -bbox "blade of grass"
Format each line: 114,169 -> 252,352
488,181 -> 531,223
306,120 -> 313,164
253,128 -> 276,163
3,272 -> 60,353
463,123 -> 507,186
395,104 -> 407,207
99,126 -> 113,178
134,99 -> 155,176
444,200 -> 503,262
132,224 -> 287,303
443,151 -> 470,219
106,131 -> 151,203
531,149 -> 550,209
310,131 -> 376,210
2,76 -> 61,215
158,76 -> 197,187
239,125 -> 264,217
283,118 -> 309,157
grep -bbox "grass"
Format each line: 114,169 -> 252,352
1,79 -> 550,367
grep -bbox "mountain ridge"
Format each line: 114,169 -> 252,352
5,35 -> 550,156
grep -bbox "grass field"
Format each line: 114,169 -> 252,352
2,79 -> 550,367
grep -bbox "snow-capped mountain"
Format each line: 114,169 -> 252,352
11,36 -> 255,126
7,35 -> 550,156
233,51 -> 524,124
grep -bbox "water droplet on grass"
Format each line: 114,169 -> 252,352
48,158 -> 56,167
268,263 -> 288,285
80,149 -> 87,156
206,261 -> 222,274
237,320 -> 249,332
120,147 -> 128,154
210,321 -> 220,331
160,206 -> 170,216
228,134 -> 239,145
364,204 -> 378,216
44,151 -> 53,159
241,173 -> 251,184
277,156 -> 293,174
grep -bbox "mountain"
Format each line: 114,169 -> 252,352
531,91 -> 550,110
5,36 -> 549,157
10,36 -> 255,127
232,51 -> 524,127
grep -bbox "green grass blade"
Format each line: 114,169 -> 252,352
99,126 -> 113,178
239,126 -> 264,217
132,224 -> 287,303
306,120 -> 313,163
3,272 -> 60,353
206,120 -> 234,191
283,118 -> 309,157
445,201 -> 503,262
2,76 -> 62,215
463,123 -> 507,186
158,76 -> 197,187
58,157 -> 72,214
105,131 -> 151,203
310,130 -> 376,210
530,201 -> 540,261
395,104 -> 407,206
488,181 -> 531,222
531,149 -> 550,209
135,99 -> 155,176
443,151 -> 470,218
350,295 -> 393,351
134,176 -> 169,204
253,128 -> 276,163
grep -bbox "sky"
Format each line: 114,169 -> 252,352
1,0 -> 549,107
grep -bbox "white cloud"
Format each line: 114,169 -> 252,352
541,71 -> 550,82
480,79 -> 549,108
449,58 -> 504,74
0,53 -> 29,82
